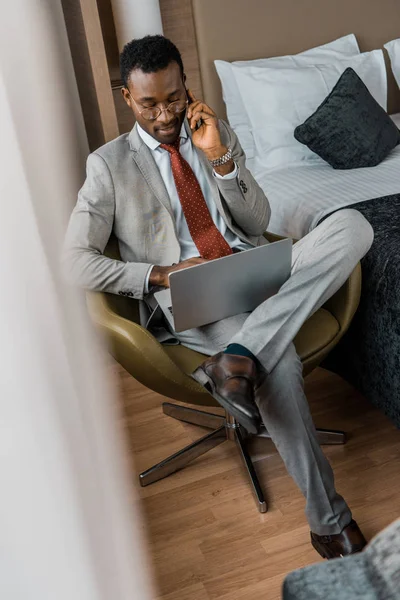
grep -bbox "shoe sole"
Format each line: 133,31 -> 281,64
191,366 -> 259,435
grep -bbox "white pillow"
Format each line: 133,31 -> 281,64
384,39 -> 400,88
234,50 -> 387,173
214,34 -> 360,159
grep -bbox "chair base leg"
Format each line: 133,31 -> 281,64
235,426 -> 268,513
139,403 -> 346,513
139,426 -> 226,486
316,429 -> 346,445
258,424 -> 346,445
162,402 -> 225,430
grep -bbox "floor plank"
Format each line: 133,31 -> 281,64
112,361 -> 400,599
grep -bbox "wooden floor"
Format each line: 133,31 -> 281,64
112,362 -> 400,600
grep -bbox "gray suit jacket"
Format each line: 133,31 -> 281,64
63,119 -> 271,327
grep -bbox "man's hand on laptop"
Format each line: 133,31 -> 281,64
150,257 -> 208,288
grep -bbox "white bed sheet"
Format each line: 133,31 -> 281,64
254,114 -> 400,239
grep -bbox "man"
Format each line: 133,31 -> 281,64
64,35 -> 373,558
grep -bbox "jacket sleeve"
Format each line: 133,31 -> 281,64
62,152 -> 152,300
214,120 -> 271,236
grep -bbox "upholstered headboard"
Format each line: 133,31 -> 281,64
191,0 -> 400,118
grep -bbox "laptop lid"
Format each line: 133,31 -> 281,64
168,238 -> 292,332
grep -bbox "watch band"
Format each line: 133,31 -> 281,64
209,147 -> 232,167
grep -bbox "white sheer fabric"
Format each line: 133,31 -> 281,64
0,2 -> 153,599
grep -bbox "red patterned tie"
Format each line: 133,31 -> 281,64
160,139 -> 233,260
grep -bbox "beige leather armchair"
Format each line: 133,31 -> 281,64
87,233 -> 362,512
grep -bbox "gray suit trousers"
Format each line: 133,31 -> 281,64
173,209 -> 374,535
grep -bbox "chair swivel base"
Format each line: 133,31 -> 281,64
138,403 -> 346,514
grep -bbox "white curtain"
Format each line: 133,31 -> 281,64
110,0 -> 164,51
0,2 -> 154,599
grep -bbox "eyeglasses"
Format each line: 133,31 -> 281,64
128,92 -> 188,122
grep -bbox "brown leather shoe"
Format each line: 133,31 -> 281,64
311,520 -> 367,559
191,352 -> 265,434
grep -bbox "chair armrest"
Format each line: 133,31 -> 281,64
86,292 -> 207,403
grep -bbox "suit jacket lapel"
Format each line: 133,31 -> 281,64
128,125 -> 174,217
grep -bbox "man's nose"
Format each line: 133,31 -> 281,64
157,106 -> 175,124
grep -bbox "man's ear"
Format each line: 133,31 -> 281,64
183,73 -> 187,85
121,87 -> 132,108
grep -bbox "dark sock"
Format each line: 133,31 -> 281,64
224,343 -> 259,365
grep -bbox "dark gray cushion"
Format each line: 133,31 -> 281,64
294,68 -> 400,169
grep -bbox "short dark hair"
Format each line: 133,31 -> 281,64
120,35 -> 184,88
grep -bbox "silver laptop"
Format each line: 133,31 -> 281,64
154,238 -> 292,333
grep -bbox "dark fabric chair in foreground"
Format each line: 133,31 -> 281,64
283,518 -> 400,600
87,233 -> 362,513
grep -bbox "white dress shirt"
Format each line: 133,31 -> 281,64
137,123 -> 251,292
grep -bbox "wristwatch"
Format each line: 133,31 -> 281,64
208,147 -> 232,167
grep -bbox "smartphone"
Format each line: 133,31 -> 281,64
186,88 -> 202,131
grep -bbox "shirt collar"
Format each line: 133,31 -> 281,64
137,121 -> 188,151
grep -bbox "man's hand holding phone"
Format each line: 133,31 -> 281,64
186,89 -> 235,176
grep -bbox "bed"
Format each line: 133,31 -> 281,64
191,0 -> 400,427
